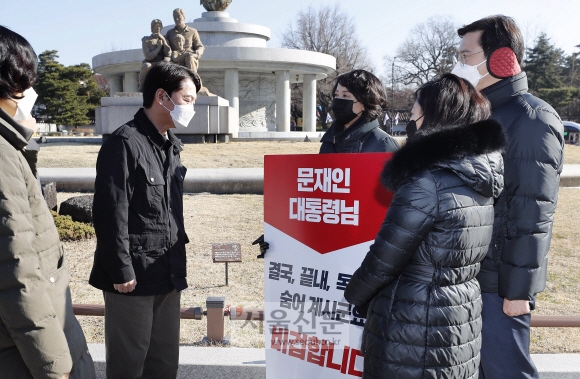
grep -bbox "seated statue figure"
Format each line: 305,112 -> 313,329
165,8 -> 204,71
171,34 -> 199,72
139,19 -> 171,91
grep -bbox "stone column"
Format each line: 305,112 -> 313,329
224,69 -> 239,111
123,72 -> 139,93
302,74 -> 317,132
275,70 -> 290,132
109,75 -> 123,96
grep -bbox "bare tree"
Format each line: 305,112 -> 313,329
281,4 -> 373,128
385,15 -> 459,88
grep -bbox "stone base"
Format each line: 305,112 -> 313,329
95,95 -> 238,138
178,134 -> 230,144
235,131 -> 324,142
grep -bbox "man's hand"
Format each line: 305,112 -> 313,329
252,234 -> 270,259
59,373 -> 70,379
114,279 -> 137,293
503,298 -> 530,317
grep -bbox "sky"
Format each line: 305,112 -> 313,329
1,0 -> 578,77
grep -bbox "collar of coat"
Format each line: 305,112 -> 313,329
482,71 -> 528,109
321,118 -> 379,144
381,119 -> 505,191
0,107 -> 34,151
134,108 -> 183,152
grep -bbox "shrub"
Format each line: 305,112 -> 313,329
50,210 -> 95,241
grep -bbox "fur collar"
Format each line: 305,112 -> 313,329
381,119 -> 505,191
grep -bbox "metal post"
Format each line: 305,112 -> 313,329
391,57 -> 396,135
225,262 -> 229,286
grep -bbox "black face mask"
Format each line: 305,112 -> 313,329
406,115 -> 424,139
331,98 -> 362,126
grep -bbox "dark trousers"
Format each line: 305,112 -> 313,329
479,292 -> 539,379
104,289 -> 181,379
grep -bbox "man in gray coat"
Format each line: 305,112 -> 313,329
453,15 -> 564,379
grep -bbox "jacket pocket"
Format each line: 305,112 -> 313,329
136,159 -> 166,212
128,234 -> 168,282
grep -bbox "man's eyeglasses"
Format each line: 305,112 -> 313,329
456,51 -> 484,66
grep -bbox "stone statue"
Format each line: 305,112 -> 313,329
138,19 -> 171,91
166,8 -> 213,96
170,34 -> 200,72
201,0 -> 232,11
165,8 -> 204,72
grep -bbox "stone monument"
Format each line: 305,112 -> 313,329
93,1 -> 336,141
200,0 -> 232,11
138,19 -> 171,91
166,8 -> 204,71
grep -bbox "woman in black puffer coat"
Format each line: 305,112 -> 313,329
344,73 -> 505,379
319,69 -> 399,154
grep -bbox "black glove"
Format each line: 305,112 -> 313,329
353,303 -> 370,318
252,234 -> 270,259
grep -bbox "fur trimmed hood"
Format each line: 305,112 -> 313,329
381,119 -> 506,196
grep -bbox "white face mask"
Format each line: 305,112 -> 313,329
12,87 -> 38,122
163,92 -> 195,128
451,60 -> 489,87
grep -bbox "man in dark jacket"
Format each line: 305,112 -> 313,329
90,62 -> 200,379
454,16 -> 564,379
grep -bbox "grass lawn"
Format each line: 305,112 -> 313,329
40,141 -> 580,352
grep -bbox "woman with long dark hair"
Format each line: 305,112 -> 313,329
345,73 -> 505,379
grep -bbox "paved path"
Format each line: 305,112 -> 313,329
87,344 -> 580,379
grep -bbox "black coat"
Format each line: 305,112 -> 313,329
344,120 -> 505,379
90,109 -> 189,296
477,72 -> 564,301
319,119 -> 399,153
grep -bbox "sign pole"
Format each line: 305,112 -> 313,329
212,243 -> 242,286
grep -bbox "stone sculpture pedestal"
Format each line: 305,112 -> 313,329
95,93 -> 238,142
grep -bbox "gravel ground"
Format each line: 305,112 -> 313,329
47,143 -> 580,352
60,192 -> 266,347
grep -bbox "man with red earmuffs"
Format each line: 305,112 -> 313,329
452,15 -> 564,379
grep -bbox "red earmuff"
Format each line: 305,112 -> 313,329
487,47 -> 521,79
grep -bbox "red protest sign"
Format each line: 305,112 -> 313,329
264,153 -> 393,254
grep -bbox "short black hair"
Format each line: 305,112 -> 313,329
457,15 -> 524,64
0,26 -> 38,100
142,62 -> 201,108
333,69 -> 387,122
415,73 -> 491,131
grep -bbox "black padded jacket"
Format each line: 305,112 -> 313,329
477,72 -> 564,301
319,119 -> 399,153
344,119 -> 505,379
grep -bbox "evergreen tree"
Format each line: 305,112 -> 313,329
524,33 -> 565,92
562,45 -> 580,88
35,51 -> 106,126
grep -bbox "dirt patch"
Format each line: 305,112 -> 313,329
59,188 -> 580,352
38,141 -> 321,169
44,142 -> 580,351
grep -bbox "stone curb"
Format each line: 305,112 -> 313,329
38,168 -> 264,194
39,165 -> 580,194
87,345 -> 580,379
